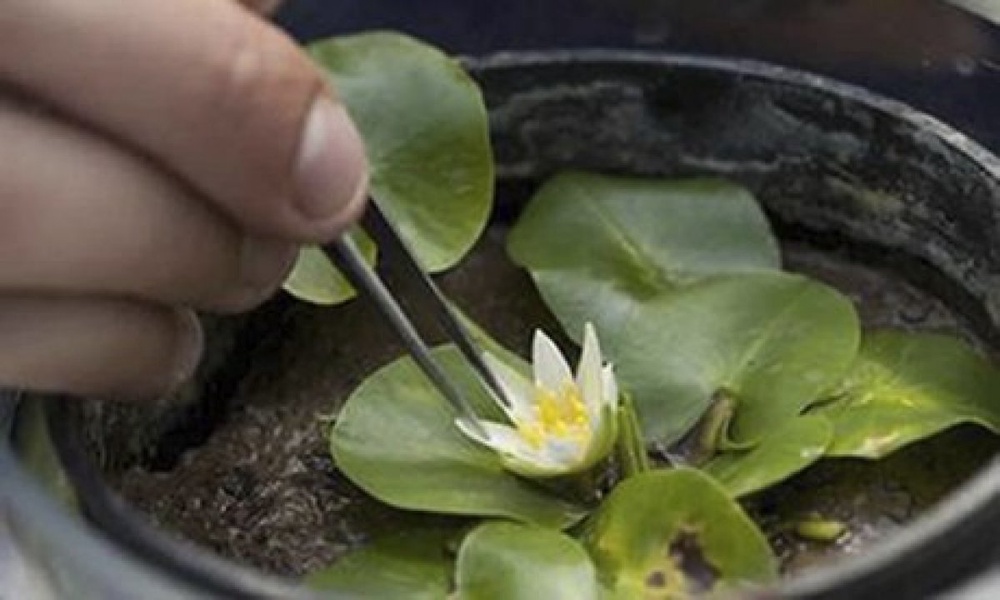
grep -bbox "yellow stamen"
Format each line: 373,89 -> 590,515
516,383 -> 591,450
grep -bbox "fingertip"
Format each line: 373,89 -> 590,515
237,236 -> 298,296
292,94 -> 370,242
163,308 -> 204,392
210,236 -> 298,314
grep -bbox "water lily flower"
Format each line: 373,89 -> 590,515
457,323 -> 619,478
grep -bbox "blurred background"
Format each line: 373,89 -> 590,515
275,0 -> 1000,153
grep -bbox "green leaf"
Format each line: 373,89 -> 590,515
617,273 -> 860,445
310,32 -> 493,272
813,330 -> 1000,458
504,173 -> 853,445
455,522 -> 600,600
330,345 -> 584,529
703,415 -> 833,497
507,172 -> 780,346
307,527 -> 454,599
582,469 -> 776,598
282,229 -> 376,305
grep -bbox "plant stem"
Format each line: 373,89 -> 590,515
616,393 -> 651,479
697,390 -> 744,459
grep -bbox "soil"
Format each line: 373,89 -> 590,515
102,223 -> 999,578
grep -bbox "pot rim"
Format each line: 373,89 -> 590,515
5,49 -> 1000,599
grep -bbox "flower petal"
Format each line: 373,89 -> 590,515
602,364 -> 619,410
483,352 -> 536,425
456,419 -> 543,461
499,454 -> 571,478
458,420 -> 581,477
579,404 -> 620,470
542,437 -> 586,466
576,323 -> 605,419
532,329 -> 573,392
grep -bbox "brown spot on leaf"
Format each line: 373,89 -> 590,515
668,530 -> 720,594
645,569 -> 668,589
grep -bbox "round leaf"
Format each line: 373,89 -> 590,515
582,469 -> 776,598
703,415 -> 833,497
507,172 -> 780,346
310,32 -> 493,272
456,522 -> 599,600
330,346 -> 583,529
815,330 -> 1000,458
503,173 -> 851,445
307,528 -> 454,599
283,229 -> 376,305
619,273 -> 860,444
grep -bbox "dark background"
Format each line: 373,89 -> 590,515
275,0 -> 1000,153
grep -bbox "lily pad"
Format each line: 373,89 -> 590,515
455,522 -> 600,600
330,345 -> 584,529
311,32 -> 493,272
286,32 -> 493,303
307,528 -> 454,599
703,415 -> 833,497
582,469 -> 776,598
505,173 -> 853,444
282,229 -> 376,305
814,330 -> 1000,458
617,273 -> 860,445
507,172 -> 780,347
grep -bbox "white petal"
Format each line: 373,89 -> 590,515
532,329 -> 573,392
480,423 -> 567,471
456,419 -> 576,478
456,419 -> 540,459
580,323 -> 603,367
483,353 -> 536,425
576,323 -> 604,419
500,454 -> 571,478
542,437 -> 586,466
579,404 -> 619,470
602,364 -> 619,409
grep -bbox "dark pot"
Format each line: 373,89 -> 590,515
3,51 -> 1000,599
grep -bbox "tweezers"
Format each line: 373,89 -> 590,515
323,201 -> 509,437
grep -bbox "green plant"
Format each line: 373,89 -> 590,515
290,32 -> 1000,598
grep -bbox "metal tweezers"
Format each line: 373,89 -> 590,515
323,200 -> 510,436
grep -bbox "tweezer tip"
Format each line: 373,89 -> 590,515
456,415 -> 488,439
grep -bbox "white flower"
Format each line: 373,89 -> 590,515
457,323 -> 619,478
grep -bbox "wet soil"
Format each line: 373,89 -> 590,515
104,226 -> 999,578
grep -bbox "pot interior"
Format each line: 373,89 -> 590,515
42,52 -> 1000,596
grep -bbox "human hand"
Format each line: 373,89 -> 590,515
0,0 -> 368,397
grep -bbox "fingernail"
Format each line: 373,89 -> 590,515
168,309 -> 204,389
240,235 -> 297,290
294,94 -> 369,222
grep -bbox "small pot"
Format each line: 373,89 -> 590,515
4,51 -> 1000,599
